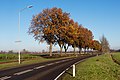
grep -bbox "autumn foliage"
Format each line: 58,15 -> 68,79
28,7 -> 101,56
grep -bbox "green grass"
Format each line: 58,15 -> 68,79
0,53 -> 76,70
111,52 -> 120,63
0,57 -> 49,70
61,54 -> 120,80
0,53 -> 39,61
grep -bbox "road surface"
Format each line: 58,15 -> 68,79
0,55 -> 95,80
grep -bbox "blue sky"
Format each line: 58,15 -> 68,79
0,0 -> 120,52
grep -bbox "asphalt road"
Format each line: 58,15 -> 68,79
0,55 -> 95,80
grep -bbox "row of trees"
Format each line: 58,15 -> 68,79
28,7 -> 109,56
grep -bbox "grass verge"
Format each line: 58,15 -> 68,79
111,52 -> 120,64
60,54 -> 120,80
0,57 -> 50,70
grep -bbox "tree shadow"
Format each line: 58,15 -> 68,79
58,70 -> 73,80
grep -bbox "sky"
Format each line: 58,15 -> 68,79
0,0 -> 120,52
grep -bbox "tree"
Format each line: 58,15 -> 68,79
59,25 -> 71,54
56,26 -> 66,55
8,50 -> 13,53
77,25 -> 93,54
77,25 -> 85,54
28,7 -> 96,55
83,28 -> 93,53
92,40 -> 101,51
22,49 -> 28,53
100,35 -> 110,53
28,7 -> 70,56
68,21 -> 79,54
54,9 -> 71,55
60,20 -> 79,54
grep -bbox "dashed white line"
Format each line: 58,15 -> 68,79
61,59 -> 72,62
0,58 -> 73,80
34,66 -> 45,69
0,76 -> 11,80
55,62 -> 60,64
47,63 -> 54,66
14,69 -> 33,75
57,61 -> 63,63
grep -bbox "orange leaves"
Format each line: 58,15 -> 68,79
28,7 -> 98,53
34,30 -> 39,35
92,40 -> 101,51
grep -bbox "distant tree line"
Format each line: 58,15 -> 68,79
28,7 -> 109,56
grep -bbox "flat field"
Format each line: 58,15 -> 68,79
0,53 -> 76,70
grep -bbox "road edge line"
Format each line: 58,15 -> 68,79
54,58 -> 86,80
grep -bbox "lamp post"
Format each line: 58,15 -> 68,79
17,5 -> 33,64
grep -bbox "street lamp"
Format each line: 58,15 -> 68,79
17,5 -> 33,64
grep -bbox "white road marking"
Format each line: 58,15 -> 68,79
13,59 -> 71,76
55,62 -> 60,64
34,66 -> 45,69
47,63 -> 54,66
54,70 -> 65,80
54,58 -> 86,80
50,59 -> 72,65
62,59 -> 72,62
14,69 -> 33,75
0,76 -> 11,80
57,61 -> 63,63
0,58 -> 73,80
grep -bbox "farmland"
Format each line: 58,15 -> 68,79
0,53 -> 45,69
0,53 -> 77,69
0,53 -> 38,62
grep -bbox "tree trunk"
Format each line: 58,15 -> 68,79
49,42 -> 52,56
60,47 -> 62,56
79,48 -> 82,54
64,44 -> 67,54
74,47 -> 76,55
65,48 -> 67,54
84,48 -> 86,54
59,44 -> 63,56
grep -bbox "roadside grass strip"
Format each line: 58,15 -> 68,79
0,53 -> 77,70
61,54 -> 120,80
111,52 -> 120,65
